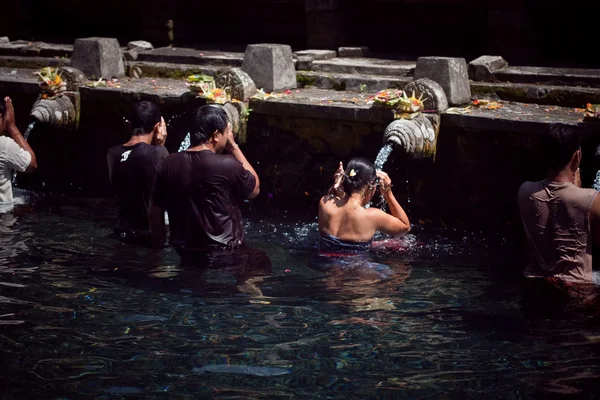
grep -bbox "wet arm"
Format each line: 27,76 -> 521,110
373,191 -> 410,236
230,143 -> 260,199
8,126 -> 37,172
591,195 -> 600,247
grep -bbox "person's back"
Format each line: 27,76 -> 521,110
318,158 -> 410,253
518,123 -> 600,284
108,142 -> 167,230
150,104 -> 260,250
519,180 -> 596,282
107,101 -> 167,236
152,150 -> 255,248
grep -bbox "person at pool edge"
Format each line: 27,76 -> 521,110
319,158 -> 410,253
518,123 -> 600,283
0,97 -> 38,208
149,104 -> 260,251
107,101 -> 168,243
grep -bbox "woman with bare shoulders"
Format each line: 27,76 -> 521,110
318,158 -> 411,254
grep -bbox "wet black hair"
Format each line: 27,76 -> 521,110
544,123 -> 581,171
189,104 -> 229,147
343,157 -> 377,195
130,101 -> 161,135
0,97 -> 6,117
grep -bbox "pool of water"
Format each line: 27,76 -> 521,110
2,195 -> 600,399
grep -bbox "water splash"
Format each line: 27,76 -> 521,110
178,133 -> 191,152
374,143 -> 393,171
12,122 -> 36,187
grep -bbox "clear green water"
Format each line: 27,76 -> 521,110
1,195 -> 600,399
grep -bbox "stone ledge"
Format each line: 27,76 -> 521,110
0,55 -> 69,69
495,66 -> 600,88
125,61 -> 223,79
312,58 -> 415,76
472,82 -> 600,108
0,42 -> 72,58
296,71 -> 410,91
137,48 -> 243,67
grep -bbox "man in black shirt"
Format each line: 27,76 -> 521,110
107,101 -> 168,243
149,104 -> 260,251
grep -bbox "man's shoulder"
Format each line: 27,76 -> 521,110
518,180 -> 543,197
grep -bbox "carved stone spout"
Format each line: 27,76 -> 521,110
30,94 -> 79,130
383,115 -> 437,159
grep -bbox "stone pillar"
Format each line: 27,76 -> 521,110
305,0 -> 347,49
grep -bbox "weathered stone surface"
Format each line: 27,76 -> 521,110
469,55 -> 508,81
414,57 -> 471,106
215,67 -> 257,101
296,55 -> 313,71
404,78 -> 448,113
242,44 -> 297,92
294,49 -> 337,60
123,49 -> 139,61
0,37 -> 9,45
60,67 -> 87,90
127,40 -> 153,52
305,0 -> 340,11
338,47 -> 369,58
71,37 -> 125,79
383,115 -> 436,159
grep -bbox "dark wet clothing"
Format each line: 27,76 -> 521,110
152,150 -> 256,250
319,232 -> 372,255
107,143 -> 168,234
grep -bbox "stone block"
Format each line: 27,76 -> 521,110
413,57 -> 471,106
0,37 -> 9,45
216,68 -> 257,101
127,40 -> 153,52
60,67 -> 87,90
404,78 -> 448,113
469,55 -> 508,81
294,49 -> 337,60
338,47 -> 369,58
242,44 -> 297,92
296,56 -> 313,71
70,37 -> 125,79
123,49 -> 139,61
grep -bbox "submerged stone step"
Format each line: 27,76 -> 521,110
137,48 -> 243,67
311,58 -> 415,76
495,66 -> 600,88
296,71 -> 411,92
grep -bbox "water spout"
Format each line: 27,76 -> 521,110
382,115 -> 437,159
30,94 -> 78,130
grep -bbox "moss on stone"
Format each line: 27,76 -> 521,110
296,73 -> 316,88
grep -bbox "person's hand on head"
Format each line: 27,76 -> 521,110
224,122 -> 237,151
377,170 -> 392,195
332,161 -> 345,197
153,117 -> 168,146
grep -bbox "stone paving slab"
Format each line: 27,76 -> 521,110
312,58 -> 415,76
137,48 -> 243,67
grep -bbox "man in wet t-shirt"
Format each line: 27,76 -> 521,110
149,104 -> 260,251
107,101 -> 168,243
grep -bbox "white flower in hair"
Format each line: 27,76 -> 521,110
349,169 -> 357,177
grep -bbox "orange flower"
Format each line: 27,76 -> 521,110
212,88 -> 223,97
54,76 -> 62,85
